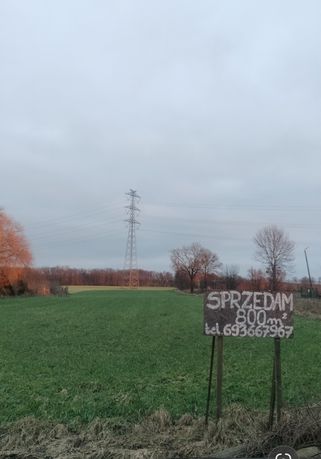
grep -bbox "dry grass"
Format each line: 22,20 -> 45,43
0,405 -> 263,458
246,402 -> 321,457
1,404 -> 321,458
295,297 -> 321,320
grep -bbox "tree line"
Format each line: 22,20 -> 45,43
170,225 -> 318,295
1,266 -> 174,295
39,267 -> 173,290
0,209 -> 319,296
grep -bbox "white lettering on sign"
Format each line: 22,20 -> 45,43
204,291 -> 294,339
206,291 -> 293,312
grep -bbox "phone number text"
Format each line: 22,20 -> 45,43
205,322 -> 293,338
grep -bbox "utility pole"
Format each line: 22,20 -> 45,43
304,247 -> 313,295
124,189 -> 140,288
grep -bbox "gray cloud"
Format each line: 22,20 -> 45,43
1,0 -> 320,279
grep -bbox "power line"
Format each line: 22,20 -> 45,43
27,217 -> 123,240
25,201 -> 122,230
144,201 -> 321,212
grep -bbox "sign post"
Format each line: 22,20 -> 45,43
268,355 -> 276,428
274,337 -> 282,424
205,336 -> 216,425
204,290 -> 294,423
216,335 -> 224,420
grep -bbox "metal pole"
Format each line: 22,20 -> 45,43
304,247 -> 313,294
205,336 -> 216,425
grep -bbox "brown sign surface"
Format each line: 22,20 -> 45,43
204,291 -> 294,338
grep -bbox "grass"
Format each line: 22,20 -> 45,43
0,290 -> 320,426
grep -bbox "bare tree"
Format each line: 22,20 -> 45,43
254,225 -> 295,292
170,242 -> 221,293
223,264 -> 240,290
200,248 -> 222,290
248,267 -> 267,291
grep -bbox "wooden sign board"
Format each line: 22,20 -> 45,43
204,291 -> 294,338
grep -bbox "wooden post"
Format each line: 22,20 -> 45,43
205,336 -> 216,425
216,336 -> 224,420
268,356 -> 276,428
274,338 -> 282,423
268,338 -> 282,428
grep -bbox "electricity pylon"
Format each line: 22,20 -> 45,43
124,189 -> 140,288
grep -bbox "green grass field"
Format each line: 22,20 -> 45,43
0,290 -> 320,426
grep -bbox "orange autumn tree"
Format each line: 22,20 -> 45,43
0,210 -> 32,294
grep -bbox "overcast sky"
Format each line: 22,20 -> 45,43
1,0 -> 320,279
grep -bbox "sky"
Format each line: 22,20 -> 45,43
0,0 -> 320,279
